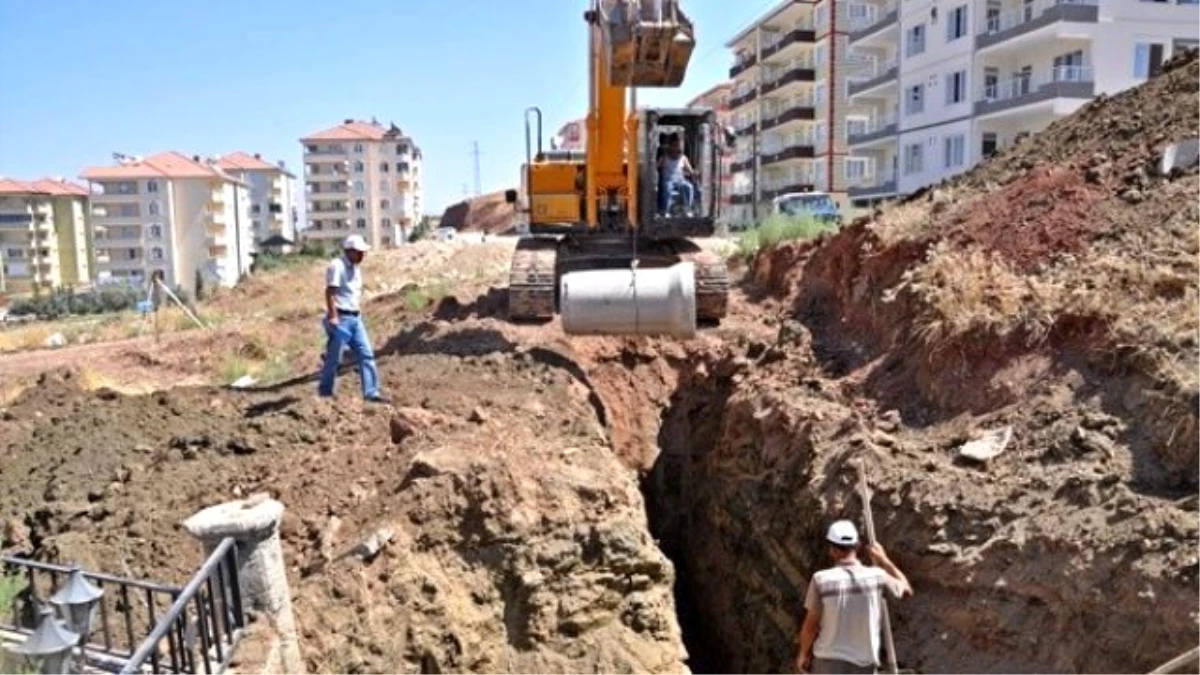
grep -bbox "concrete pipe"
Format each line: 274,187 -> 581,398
560,262 -> 697,338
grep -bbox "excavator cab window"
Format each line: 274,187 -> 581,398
645,112 -> 717,225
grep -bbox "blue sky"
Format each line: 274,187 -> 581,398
0,0 -> 779,213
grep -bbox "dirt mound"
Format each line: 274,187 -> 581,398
441,191 -> 516,234
0,349 -> 685,674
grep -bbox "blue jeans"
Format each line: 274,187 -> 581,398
318,314 -> 381,398
658,178 -> 697,215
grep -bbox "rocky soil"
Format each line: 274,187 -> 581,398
1,52 -> 1197,675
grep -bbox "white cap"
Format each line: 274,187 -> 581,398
343,234 -> 370,252
826,520 -> 859,547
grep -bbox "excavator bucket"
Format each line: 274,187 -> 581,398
600,0 -> 695,87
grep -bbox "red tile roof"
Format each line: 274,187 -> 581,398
302,120 -> 409,142
0,177 -> 88,196
80,151 -> 235,181
215,151 -> 279,172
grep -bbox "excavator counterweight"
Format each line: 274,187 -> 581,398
506,0 -> 730,338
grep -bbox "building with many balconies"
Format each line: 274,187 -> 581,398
845,0 -> 1199,206
215,152 -> 298,252
300,119 -> 423,249
725,0 -> 871,225
80,152 -> 253,293
0,178 -> 91,294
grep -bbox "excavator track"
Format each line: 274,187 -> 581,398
676,248 -> 730,323
508,237 -> 558,321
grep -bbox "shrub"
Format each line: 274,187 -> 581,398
8,286 -> 144,319
736,214 -> 836,259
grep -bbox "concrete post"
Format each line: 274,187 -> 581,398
184,495 -> 304,674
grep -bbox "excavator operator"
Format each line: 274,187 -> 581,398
657,133 -> 699,217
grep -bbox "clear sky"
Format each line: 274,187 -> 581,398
0,0 -> 780,214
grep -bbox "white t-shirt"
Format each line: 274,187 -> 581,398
326,256 -> 362,313
805,561 -> 905,667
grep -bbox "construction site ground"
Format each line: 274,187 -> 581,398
2,55 -> 1198,674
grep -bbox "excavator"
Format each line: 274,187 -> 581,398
504,0 -> 731,338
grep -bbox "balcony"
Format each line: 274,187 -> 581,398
762,171 -> 818,199
103,255 -> 147,271
97,232 -> 143,247
0,213 -> 32,229
847,169 -> 898,199
730,192 -> 754,205
974,65 -> 1095,118
761,58 -> 816,96
848,58 -> 900,97
731,154 -> 756,174
848,113 -> 899,145
306,171 -> 351,183
761,25 -> 817,60
730,85 -> 758,109
848,2 -> 899,44
762,135 -> 817,166
730,54 -> 757,78
761,95 -> 817,131
976,0 -> 1099,51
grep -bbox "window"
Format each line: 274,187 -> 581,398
355,199 -> 366,210
148,201 -> 160,216
380,162 -> 390,172
146,180 -> 159,193
124,248 -> 138,260
906,24 -> 926,57
251,204 -> 261,214
1133,43 -> 1164,80
356,218 -> 367,229
118,203 -> 139,217
815,4 -> 828,29
354,143 -> 364,153
943,135 -> 966,168
846,116 -> 869,138
1053,50 -> 1085,82
148,224 -> 163,238
150,247 -> 164,261
116,181 -> 135,194
982,132 -> 999,157
306,145 -> 318,154
814,121 -> 827,144
906,84 -> 924,115
946,5 -> 968,41
945,70 -> 967,104
985,0 -> 1001,32
353,161 -> 364,173
815,82 -> 827,105
380,199 -> 390,209
815,43 -> 827,70
353,181 -> 364,193
379,179 -> 391,193
396,144 -> 408,154
845,158 -> 868,181
904,143 -> 924,175
382,217 -> 392,228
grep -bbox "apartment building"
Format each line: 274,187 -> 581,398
0,178 -> 91,294
300,119 -> 424,249
846,0 -> 1199,205
553,118 -> 588,151
81,152 -> 253,293
725,0 -> 863,225
687,81 -> 736,222
215,152 -> 298,251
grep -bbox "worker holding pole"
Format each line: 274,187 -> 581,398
796,520 -> 912,674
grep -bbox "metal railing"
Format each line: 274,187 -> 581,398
847,0 -> 897,32
121,537 -> 245,675
977,65 -> 1094,102
3,537 -> 244,674
979,0 -> 1098,34
765,56 -> 815,83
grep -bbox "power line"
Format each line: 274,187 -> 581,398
470,141 -> 482,197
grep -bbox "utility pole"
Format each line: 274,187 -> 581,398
470,141 -> 482,197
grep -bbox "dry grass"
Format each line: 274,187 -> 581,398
887,242 -> 1061,346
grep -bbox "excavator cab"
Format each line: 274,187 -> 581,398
600,0 -> 695,87
638,108 -> 721,234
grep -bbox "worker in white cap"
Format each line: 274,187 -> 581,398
318,234 -> 388,403
796,520 -> 912,674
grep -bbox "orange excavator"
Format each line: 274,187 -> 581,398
505,0 -> 731,338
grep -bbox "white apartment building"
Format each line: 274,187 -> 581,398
0,178 -> 91,294
215,152 -> 298,251
846,0 -> 1199,205
81,152 -> 253,294
300,119 -> 424,249
725,0 -> 866,224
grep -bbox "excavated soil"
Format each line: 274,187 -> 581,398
2,53 -> 1198,675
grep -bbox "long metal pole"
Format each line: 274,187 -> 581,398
858,460 -> 899,675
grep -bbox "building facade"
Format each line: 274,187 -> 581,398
687,81 -> 736,222
215,152 -> 298,251
846,0 -> 1200,205
81,152 -> 253,293
0,178 -> 91,294
553,117 -> 588,152
300,119 -> 424,249
725,0 -> 863,225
